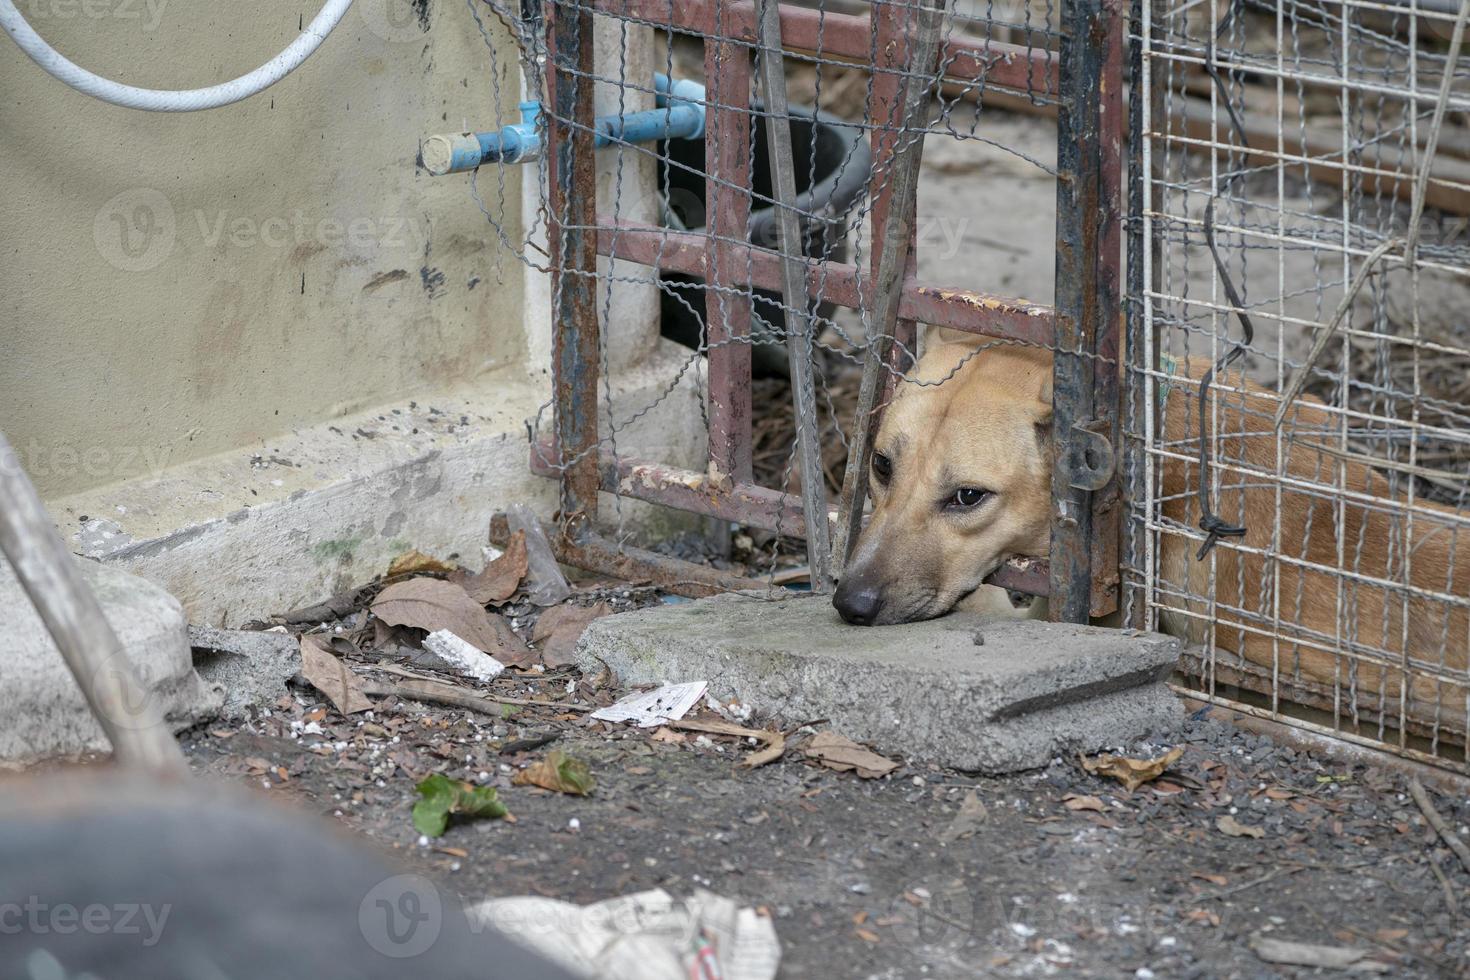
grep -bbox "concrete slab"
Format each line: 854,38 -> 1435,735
189,626 -> 301,719
1,557 -> 220,763
576,593 -> 1184,773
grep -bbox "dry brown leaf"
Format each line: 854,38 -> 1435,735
854,928 -> 880,944
387,550 -> 457,578
299,634 -> 373,715
940,790 -> 989,842
511,750 -> 594,796
456,531 -> 528,606
650,727 -> 685,744
803,731 -> 898,779
1063,794 -> 1107,812
371,578 -> 531,664
1216,814 -> 1266,839
532,602 -> 614,667
1080,746 -> 1184,791
1191,872 -> 1229,886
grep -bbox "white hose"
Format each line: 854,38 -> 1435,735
0,0 -> 355,112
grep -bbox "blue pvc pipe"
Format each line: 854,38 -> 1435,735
420,74 -> 705,176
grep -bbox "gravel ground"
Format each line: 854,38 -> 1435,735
184,647 -> 1470,980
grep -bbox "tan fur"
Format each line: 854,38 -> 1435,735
840,339 -> 1470,730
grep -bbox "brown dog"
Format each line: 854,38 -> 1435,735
834,337 -> 1470,732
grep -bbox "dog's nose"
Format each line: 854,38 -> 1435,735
833,580 -> 883,626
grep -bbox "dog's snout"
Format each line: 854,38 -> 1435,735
833,579 -> 883,626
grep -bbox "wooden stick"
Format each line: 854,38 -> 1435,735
1409,777 -> 1470,877
1429,857 -> 1461,917
361,678 -> 591,716
0,432 -> 186,774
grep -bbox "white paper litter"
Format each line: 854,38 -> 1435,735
466,888 -> 780,980
422,629 -> 505,681
591,681 -> 708,728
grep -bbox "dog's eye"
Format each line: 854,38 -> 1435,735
871,452 -> 893,485
949,487 -> 991,509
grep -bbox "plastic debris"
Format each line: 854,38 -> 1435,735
467,888 -> 780,980
591,681 -> 708,728
423,629 -> 506,681
506,505 -> 572,606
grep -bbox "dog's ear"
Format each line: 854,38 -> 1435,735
1031,373 -> 1053,423
1030,373 -> 1053,448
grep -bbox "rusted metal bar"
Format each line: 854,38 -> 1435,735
1086,0 -> 1126,620
1048,0 -> 1113,623
524,440 -> 1049,593
833,0 -> 946,569
752,0 -> 833,591
547,0 -> 601,522
594,223 -> 1057,344
489,514 -> 769,598
596,0 -> 1052,93
529,443 -> 815,535
703,29 -> 755,485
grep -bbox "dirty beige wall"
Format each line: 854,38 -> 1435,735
0,0 -> 526,497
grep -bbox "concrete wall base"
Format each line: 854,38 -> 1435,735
48,345 -> 707,628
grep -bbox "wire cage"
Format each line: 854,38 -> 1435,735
450,0 -> 1127,616
1131,0 -> 1470,773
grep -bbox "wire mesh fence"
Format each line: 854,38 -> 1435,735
1132,0 -> 1470,773
448,0 -> 1121,611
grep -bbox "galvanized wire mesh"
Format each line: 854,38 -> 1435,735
1132,0 -> 1470,772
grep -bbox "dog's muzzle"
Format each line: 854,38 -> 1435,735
832,578 -> 884,626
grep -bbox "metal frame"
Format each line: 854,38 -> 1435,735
533,0 -> 1127,618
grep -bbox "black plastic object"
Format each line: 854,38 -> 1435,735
656,103 -> 871,377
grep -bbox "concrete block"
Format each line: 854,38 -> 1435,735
189,626 -> 301,719
1,558 -> 220,763
577,593 -> 1184,773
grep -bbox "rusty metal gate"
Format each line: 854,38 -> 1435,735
455,0 -> 1128,620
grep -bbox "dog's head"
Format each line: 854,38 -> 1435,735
833,340 -> 1054,625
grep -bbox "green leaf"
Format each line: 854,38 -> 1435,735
417,772 -> 458,806
554,752 -> 595,796
458,784 -> 509,819
412,773 -> 508,837
412,797 -> 450,837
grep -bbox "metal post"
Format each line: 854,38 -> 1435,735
1123,0 -> 1152,630
548,0 -> 600,525
1049,0 -> 1119,623
833,0 -> 946,569
704,30 -> 755,486
752,0 -> 835,591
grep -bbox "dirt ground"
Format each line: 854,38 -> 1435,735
184,640 -> 1470,979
